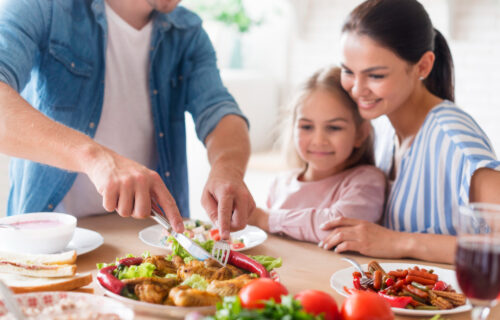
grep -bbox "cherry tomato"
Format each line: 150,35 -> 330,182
231,242 -> 245,250
294,290 -> 341,320
341,291 -> 394,320
432,281 -> 447,291
238,278 -> 288,309
209,229 -> 221,241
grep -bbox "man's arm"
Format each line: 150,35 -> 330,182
0,82 -> 184,230
201,114 -> 255,239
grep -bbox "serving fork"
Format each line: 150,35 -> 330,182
150,205 -> 214,263
211,240 -> 231,267
341,257 -> 374,288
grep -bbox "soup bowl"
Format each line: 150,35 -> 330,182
0,212 -> 76,254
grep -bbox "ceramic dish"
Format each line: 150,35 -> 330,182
330,262 -> 472,316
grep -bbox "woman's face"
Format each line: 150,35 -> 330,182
294,89 -> 362,181
340,32 -> 419,120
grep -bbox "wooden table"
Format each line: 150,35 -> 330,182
77,214 -> 499,319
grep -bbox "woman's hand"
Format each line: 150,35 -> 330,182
83,145 -> 184,232
319,217 -> 408,259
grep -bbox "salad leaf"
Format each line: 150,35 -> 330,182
181,274 -> 209,290
115,262 -> 156,280
250,255 -> 283,272
166,235 -> 214,263
205,295 -> 322,320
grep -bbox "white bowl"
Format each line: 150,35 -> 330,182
0,291 -> 134,319
0,212 -> 77,254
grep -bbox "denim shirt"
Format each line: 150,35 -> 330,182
0,0 -> 247,217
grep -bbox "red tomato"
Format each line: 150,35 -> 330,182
209,229 -> 221,241
341,291 -> 394,320
231,242 -> 245,250
294,290 -> 340,320
238,278 -> 288,309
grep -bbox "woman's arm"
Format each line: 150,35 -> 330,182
320,217 -> 457,264
470,167 -> 500,203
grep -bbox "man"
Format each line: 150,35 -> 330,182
0,0 -> 255,239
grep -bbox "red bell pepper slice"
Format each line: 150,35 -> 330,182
378,292 -> 413,308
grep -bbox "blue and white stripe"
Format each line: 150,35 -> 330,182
373,101 -> 500,235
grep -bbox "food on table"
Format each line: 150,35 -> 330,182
97,250 -> 282,307
239,278 -> 288,309
341,291 -> 394,320
160,220 -> 246,250
202,284 -> 339,320
294,289 -> 341,320
346,260 -> 467,310
0,250 -> 93,293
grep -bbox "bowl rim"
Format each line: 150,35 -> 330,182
0,212 -> 77,229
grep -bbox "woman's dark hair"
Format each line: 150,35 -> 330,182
342,0 -> 454,101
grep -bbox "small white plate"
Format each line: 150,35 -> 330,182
139,224 -> 268,252
65,227 -> 103,256
330,262 -> 472,316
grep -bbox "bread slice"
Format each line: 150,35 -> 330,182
0,250 -> 77,265
0,272 -> 92,293
0,261 -> 76,277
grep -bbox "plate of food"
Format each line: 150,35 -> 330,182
96,245 -> 282,319
0,291 -> 134,319
138,220 -> 267,252
330,261 -> 471,316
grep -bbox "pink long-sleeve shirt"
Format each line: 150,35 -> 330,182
267,165 -> 386,243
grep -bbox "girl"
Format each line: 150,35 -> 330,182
320,0 -> 500,263
248,66 -> 386,244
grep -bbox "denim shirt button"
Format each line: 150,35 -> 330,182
178,75 -> 183,81
71,62 -> 75,68
89,122 -> 95,129
159,132 -> 164,138
150,46 -> 154,51
47,204 -> 53,209
153,90 -> 158,95
165,171 -> 170,177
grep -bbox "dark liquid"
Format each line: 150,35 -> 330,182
455,239 -> 500,300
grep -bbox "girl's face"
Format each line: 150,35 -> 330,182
340,32 -> 419,120
294,89 -> 363,181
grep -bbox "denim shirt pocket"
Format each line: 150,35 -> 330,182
39,41 -> 93,112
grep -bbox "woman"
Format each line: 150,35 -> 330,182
319,0 -> 500,263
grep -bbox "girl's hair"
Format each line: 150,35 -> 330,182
342,0 -> 455,101
283,66 -> 374,170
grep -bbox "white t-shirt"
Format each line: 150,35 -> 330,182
56,3 -> 157,217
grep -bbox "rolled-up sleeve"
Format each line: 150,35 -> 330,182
184,27 -> 248,144
0,0 -> 49,92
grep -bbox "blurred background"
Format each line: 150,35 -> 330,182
1,0 -> 499,218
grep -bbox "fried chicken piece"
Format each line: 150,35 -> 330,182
169,285 -> 221,307
172,255 -> 185,269
144,255 -> 178,276
177,260 -> 219,281
206,274 -> 254,297
128,277 -> 178,304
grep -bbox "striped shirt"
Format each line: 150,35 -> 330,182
373,100 -> 500,235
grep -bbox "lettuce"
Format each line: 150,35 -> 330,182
166,236 -> 214,263
116,262 -> 156,280
250,255 -> 283,271
181,274 -> 209,290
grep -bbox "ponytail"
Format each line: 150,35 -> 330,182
424,29 -> 454,102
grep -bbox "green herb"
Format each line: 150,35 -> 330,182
205,295 -> 322,320
181,274 -> 209,290
115,262 -> 156,280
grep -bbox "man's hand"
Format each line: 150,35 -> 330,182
84,146 -> 184,232
201,165 -> 255,240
